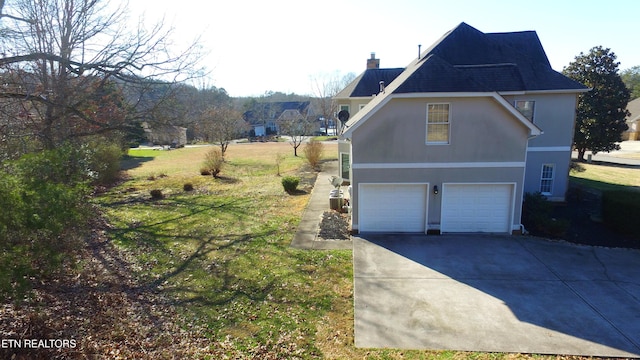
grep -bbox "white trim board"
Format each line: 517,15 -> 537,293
527,146 -> 572,152
352,162 -> 525,169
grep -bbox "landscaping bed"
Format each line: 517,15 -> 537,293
538,185 -> 640,250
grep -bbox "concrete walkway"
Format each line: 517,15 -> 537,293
290,160 -> 352,250
354,234 -> 640,357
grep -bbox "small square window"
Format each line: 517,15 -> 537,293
515,100 -> 535,122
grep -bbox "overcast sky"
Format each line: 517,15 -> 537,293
127,0 -> 640,97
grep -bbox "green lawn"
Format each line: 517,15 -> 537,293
97,142 -> 574,358
570,162 -> 640,192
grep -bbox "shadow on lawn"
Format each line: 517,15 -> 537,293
120,154 -> 155,171
105,196 -> 291,307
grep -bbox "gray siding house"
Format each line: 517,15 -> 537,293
337,23 -> 588,234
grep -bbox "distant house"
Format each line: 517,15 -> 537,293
142,122 -> 187,147
242,101 -> 312,136
335,22 -> 588,234
624,97 -> 640,141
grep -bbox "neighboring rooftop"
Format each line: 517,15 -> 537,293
627,97 -> 640,123
242,101 -> 310,123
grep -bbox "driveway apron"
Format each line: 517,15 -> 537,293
353,234 -> 640,357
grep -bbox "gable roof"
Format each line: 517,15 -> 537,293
335,68 -> 404,98
342,22 -> 587,137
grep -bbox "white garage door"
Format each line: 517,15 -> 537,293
359,184 -> 427,232
441,184 -> 513,233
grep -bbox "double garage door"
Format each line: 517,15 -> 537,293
359,183 -> 513,233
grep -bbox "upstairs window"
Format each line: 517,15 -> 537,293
515,100 -> 535,122
426,103 -> 450,144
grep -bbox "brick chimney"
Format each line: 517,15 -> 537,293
366,52 -> 380,69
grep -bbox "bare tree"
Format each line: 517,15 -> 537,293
0,0 -> 205,152
277,107 -> 315,157
201,104 -> 247,158
310,72 -> 356,135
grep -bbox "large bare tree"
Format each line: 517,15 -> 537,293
0,0 -> 205,152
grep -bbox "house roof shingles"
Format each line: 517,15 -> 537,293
335,68 -> 404,98
394,22 -> 587,94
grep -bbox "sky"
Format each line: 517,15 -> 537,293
127,0 -> 640,98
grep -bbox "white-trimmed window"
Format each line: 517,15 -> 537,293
426,103 -> 450,144
515,100 -> 535,122
340,152 -> 350,180
339,104 -> 350,113
540,164 -> 554,195
358,104 -> 367,111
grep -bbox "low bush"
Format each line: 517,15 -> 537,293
522,192 -> 569,238
281,176 -> 299,194
602,190 -> 640,238
183,183 -> 194,192
202,148 -> 224,178
150,189 -> 164,199
85,142 -> 123,185
303,140 -> 324,170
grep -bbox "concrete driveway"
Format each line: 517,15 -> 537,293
353,234 -> 640,357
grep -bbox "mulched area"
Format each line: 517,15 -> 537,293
317,211 -> 350,240
548,187 -> 640,250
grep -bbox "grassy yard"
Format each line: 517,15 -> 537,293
97,142 -> 578,359
570,161 -> 640,192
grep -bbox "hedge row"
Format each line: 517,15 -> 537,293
602,190 -> 640,238
0,143 -> 123,300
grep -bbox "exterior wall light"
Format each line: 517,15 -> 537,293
433,185 -> 439,195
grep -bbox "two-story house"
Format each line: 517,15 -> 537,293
242,101 -> 311,137
335,22 -> 588,234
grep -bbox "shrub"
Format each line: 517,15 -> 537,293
86,142 -> 123,185
202,148 -> 224,178
303,140 -> 324,170
282,176 -> 300,194
183,183 -> 194,192
0,147 -> 91,300
602,190 -> 640,238
150,189 -> 164,199
522,192 -> 569,238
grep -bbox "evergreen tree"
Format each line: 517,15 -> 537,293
563,46 -> 630,161
621,65 -> 640,100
